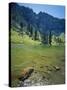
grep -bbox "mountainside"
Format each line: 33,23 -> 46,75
10,3 -> 65,35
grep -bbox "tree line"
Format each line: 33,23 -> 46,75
19,22 -> 64,46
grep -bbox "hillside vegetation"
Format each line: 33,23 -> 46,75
11,29 -> 41,45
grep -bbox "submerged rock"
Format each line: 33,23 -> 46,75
40,66 -> 44,68
53,66 -> 60,71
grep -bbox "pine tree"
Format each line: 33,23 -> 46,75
49,31 -> 52,46
30,25 -> 33,37
34,30 -> 37,40
27,24 -> 33,37
20,22 -> 23,36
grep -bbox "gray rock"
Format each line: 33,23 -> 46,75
53,66 -> 60,71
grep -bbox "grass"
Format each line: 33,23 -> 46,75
11,29 -> 65,87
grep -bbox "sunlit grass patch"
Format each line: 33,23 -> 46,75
11,29 -> 41,45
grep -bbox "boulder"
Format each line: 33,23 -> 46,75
53,66 -> 60,71
18,67 -> 34,81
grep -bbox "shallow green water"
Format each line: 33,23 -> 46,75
11,43 -> 65,87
